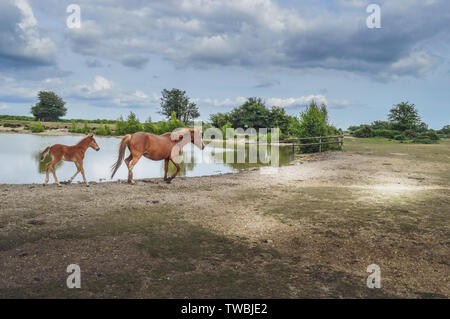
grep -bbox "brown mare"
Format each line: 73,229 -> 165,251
40,133 -> 100,187
111,128 -> 205,184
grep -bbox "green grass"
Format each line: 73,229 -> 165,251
344,137 -> 450,164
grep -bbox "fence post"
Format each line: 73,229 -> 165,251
319,136 -> 322,153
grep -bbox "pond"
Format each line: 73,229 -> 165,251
0,133 -> 295,184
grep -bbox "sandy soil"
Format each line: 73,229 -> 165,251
0,139 -> 449,298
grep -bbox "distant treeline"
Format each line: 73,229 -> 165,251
0,115 -> 116,124
68,111 -> 185,136
348,102 -> 449,144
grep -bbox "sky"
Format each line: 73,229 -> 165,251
0,0 -> 449,129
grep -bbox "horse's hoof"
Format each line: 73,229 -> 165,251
165,179 -> 172,184
129,181 -> 136,185
85,184 -> 90,187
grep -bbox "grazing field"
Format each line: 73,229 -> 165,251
0,138 -> 449,298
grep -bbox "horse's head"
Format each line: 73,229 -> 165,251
171,129 -> 205,150
190,129 -> 205,150
87,133 -> 100,151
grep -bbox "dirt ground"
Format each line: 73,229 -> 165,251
0,138 -> 449,298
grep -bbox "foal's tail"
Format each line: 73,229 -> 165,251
40,146 -> 51,161
111,134 -> 132,178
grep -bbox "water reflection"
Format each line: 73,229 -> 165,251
0,133 -> 294,184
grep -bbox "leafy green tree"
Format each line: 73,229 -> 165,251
160,89 -> 200,124
298,101 -> 330,153
221,121 -> 234,138
125,112 -> 143,133
31,91 -> 67,121
183,102 -> 200,124
388,102 -> 421,131
228,97 -> 270,129
269,106 -> 290,135
210,113 -> 230,128
439,125 -> 450,136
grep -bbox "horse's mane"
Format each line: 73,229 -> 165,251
75,135 -> 92,146
162,128 -> 192,136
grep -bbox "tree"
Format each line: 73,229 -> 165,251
269,106 -> 290,135
388,102 -> 421,131
31,91 -> 67,121
160,89 -> 200,124
298,101 -> 330,153
228,97 -> 270,129
440,125 -> 450,135
210,113 -> 230,128
125,112 -> 143,134
183,102 -> 200,124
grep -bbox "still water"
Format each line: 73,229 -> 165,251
0,133 -> 295,184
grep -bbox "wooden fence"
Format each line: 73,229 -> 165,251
281,134 -> 344,152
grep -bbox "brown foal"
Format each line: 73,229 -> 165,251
40,134 -> 100,187
111,128 -> 205,184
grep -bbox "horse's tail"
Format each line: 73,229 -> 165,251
111,134 -> 132,178
40,146 -> 51,161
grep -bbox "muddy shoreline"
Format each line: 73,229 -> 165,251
1,141 -> 449,298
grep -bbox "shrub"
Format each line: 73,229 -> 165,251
95,123 -> 107,136
221,121 -> 234,139
115,117 -> 128,135
412,137 -> 437,144
143,121 -> 157,134
404,130 -> 417,139
348,125 -> 363,132
353,125 -> 373,138
438,125 -> 450,137
29,120 -> 45,133
105,124 -> 112,135
3,123 -> 22,128
394,134 -> 406,141
69,120 -> 78,133
371,121 -> 392,130
372,129 -> 403,139
82,121 -> 90,134
421,130 -> 439,141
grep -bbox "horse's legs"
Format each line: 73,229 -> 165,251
69,161 -> 81,184
44,162 -> 51,185
163,158 -> 169,181
78,161 -> 89,186
125,154 -> 132,168
51,161 -> 61,186
167,158 -> 181,183
127,154 -> 142,185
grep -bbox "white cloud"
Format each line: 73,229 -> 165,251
390,51 -> 436,77
10,0 -> 57,64
268,95 -> 328,108
203,97 -> 247,107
